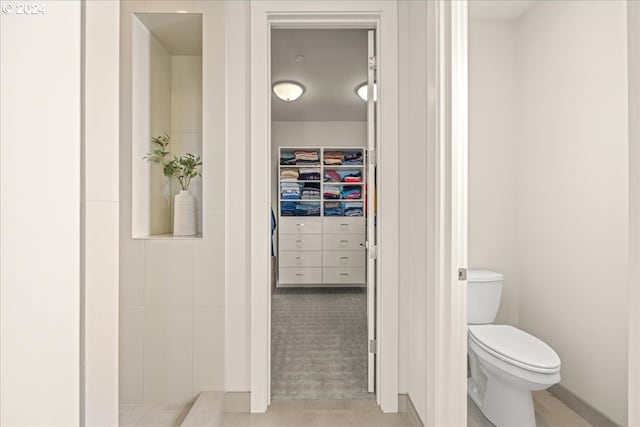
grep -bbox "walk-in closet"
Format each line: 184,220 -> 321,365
269,28 -> 376,400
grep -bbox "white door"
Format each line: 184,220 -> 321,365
366,29 -> 376,394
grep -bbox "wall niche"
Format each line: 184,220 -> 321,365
131,13 -> 203,238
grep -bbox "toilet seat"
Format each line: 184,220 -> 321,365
468,325 -> 561,374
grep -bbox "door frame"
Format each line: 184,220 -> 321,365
425,1 -> 468,426
249,1 -> 399,413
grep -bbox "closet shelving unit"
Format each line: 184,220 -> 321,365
277,147 -> 366,287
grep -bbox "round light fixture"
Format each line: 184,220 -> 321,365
273,81 -> 305,102
356,82 -> 377,102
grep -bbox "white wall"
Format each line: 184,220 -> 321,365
469,2 -> 629,424
628,3 -> 640,424
172,55 -> 204,233
83,1 -> 120,425
120,0 -> 226,407
0,1 -> 81,424
518,2 -> 628,424
468,19 -> 520,326
149,34 -> 172,235
398,1 -> 428,421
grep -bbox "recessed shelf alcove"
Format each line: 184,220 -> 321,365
131,13 -> 203,239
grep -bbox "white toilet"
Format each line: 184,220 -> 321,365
467,270 -> 561,427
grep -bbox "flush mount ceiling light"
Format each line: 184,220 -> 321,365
273,81 -> 305,102
356,82 -> 377,102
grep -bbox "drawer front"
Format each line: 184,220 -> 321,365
279,251 -> 322,267
323,217 -> 365,235
279,234 -> 322,251
323,267 -> 365,284
279,267 -> 322,285
322,234 -> 365,251
323,251 -> 365,267
279,217 -> 322,234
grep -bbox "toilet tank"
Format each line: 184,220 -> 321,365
467,270 -> 504,324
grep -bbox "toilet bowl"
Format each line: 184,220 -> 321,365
467,270 -> 561,427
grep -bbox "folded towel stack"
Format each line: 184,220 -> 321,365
280,169 -> 299,181
280,182 -> 301,200
341,185 -> 362,199
344,151 -> 363,165
323,185 -> 341,199
344,201 -> 363,216
280,152 -> 296,165
295,151 -> 319,164
301,183 -> 320,199
324,201 -> 344,216
324,151 -> 345,165
299,168 -> 321,181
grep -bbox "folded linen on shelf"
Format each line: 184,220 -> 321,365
281,201 -> 297,216
324,170 -> 341,182
280,169 -> 299,181
324,151 -> 345,165
280,152 -> 296,165
324,201 -> 344,216
323,185 -> 341,199
301,183 -> 320,199
341,185 -> 362,199
343,151 -> 363,165
294,151 -> 319,164
344,201 -> 363,216
337,170 -> 362,181
299,168 -> 321,181
281,182 -> 301,200
294,202 -> 321,216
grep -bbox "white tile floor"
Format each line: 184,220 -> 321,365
120,390 -> 593,427
119,404 -> 190,427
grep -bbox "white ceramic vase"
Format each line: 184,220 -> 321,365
173,190 -> 196,236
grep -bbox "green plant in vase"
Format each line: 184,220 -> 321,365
145,133 -> 202,236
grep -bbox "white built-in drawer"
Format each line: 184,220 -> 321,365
279,234 -> 322,251
279,251 -> 322,267
323,251 -> 365,267
323,217 -> 365,235
322,234 -> 365,251
279,267 -> 322,285
279,217 -> 322,234
322,267 -> 365,284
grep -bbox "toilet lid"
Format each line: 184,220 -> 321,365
468,325 -> 561,374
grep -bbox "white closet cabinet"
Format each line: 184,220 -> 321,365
277,147 -> 366,286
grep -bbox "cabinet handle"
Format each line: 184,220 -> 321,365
296,256 -> 304,260
296,273 -> 304,276
296,240 -> 304,243
296,223 -> 304,227
340,273 -> 349,276
340,240 -> 348,243
340,256 -> 349,259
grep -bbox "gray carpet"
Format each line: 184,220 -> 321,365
271,288 -> 373,400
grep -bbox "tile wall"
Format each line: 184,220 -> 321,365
119,0 -> 226,406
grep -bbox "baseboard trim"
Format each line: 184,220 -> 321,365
549,384 -> 621,427
399,394 -> 424,427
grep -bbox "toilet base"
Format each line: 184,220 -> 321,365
468,375 -> 536,427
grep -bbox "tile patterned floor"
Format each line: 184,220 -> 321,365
271,288 -> 371,400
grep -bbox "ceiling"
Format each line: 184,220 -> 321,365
136,13 -> 202,55
271,29 -> 368,122
469,0 -> 535,20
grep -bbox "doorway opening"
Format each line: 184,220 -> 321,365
269,28 -> 377,401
